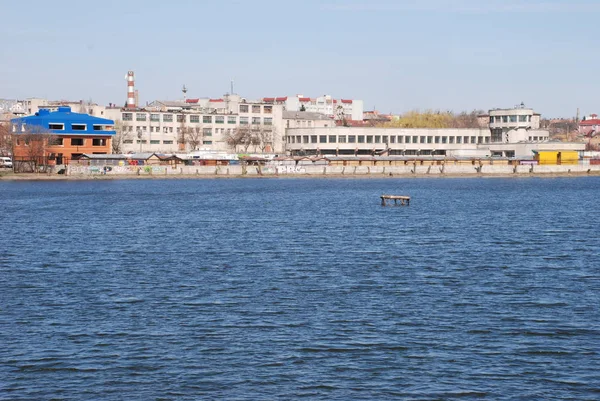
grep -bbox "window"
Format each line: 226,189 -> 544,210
502,116 -> 508,123
434,136 -> 440,144
50,138 -> 64,146
339,135 -> 346,143
240,117 -> 248,125
71,124 -> 86,131
264,117 -> 272,125
509,115 -> 517,123
163,114 -> 173,122
122,113 -> 133,121
163,140 -> 173,144
92,138 -> 106,146
319,135 -> 327,143
150,140 -> 160,144
311,135 -> 317,143
398,136 -> 404,143
358,136 -> 365,143
412,136 -> 418,143
348,135 -> 356,143
471,136 -> 476,143
390,136 -> 396,144
382,136 -> 388,144
177,115 -> 186,123
49,123 -> 64,130
366,136 -> 373,144
456,136 -> 462,143
123,139 -> 133,144
329,135 -> 337,143
136,113 -> 147,121
150,114 -> 160,122
449,136 -> 454,144
203,116 -> 212,123
442,136 -> 447,144
203,140 -> 213,145
136,140 -> 147,144
420,136 -> 426,144
203,128 -> 212,136
190,115 -> 200,123
252,105 -> 261,113
215,116 -> 224,124
239,105 -> 249,113
252,117 -> 261,125
228,116 -> 237,124
519,115 -> 528,122
264,106 -> 272,114
303,135 -> 309,143
405,136 -> 411,143
374,135 -> 381,143
71,138 -> 84,146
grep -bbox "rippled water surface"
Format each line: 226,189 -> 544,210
1,177 -> 599,400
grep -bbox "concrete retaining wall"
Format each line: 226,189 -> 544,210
63,164 -> 600,177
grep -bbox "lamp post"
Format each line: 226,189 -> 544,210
137,128 -> 142,153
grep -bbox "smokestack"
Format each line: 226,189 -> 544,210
126,71 -> 136,109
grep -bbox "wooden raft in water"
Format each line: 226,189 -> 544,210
381,195 -> 410,206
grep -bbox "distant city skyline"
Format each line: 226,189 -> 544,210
1,0 -> 598,118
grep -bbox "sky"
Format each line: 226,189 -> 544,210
1,0 -> 598,118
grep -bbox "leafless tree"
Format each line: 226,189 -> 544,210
0,121 -> 13,157
112,120 -> 132,154
226,126 -> 249,153
186,127 -> 203,151
14,125 -> 57,172
254,124 -> 275,153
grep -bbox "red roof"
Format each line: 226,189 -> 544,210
263,97 -> 275,102
580,119 -> 600,126
209,98 -> 224,102
341,99 -> 353,104
299,97 -> 311,102
186,98 -> 199,103
275,97 -> 288,102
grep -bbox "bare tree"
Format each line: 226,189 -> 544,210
254,124 -> 275,153
14,125 -> 57,172
112,120 -> 131,154
186,127 -> 203,151
226,126 -> 250,153
0,121 -> 13,157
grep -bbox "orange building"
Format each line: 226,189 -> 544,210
11,106 -> 115,164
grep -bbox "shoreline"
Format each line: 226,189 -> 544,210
2,171 -> 600,181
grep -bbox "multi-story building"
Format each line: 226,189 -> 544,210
263,94 -> 364,122
10,106 -> 115,164
106,94 -> 286,154
485,103 -> 547,143
284,105 -> 580,159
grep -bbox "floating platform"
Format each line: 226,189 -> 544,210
381,195 -> 410,206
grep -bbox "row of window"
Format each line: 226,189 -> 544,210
126,127 -> 237,136
239,105 -> 273,114
16,138 -> 107,146
287,135 -> 489,145
14,123 -> 112,132
490,115 -> 532,123
123,139 -> 213,145
122,113 -> 273,125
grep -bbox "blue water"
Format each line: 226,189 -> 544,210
1,177 -> 599,400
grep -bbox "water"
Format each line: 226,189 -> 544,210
1,177 -> 599,400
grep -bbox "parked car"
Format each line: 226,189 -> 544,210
1,157 -> 13,169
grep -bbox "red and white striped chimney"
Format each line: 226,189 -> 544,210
126,71 -> 136,109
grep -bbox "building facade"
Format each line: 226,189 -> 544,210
106,95 -> 285,154
284,105 -> 579,159
11,106 -> 115,164
263,94 -> 364,121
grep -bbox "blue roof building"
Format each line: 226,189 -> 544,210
11,106 -> 116,164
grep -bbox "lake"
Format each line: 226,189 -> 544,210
1,177 -> 599,400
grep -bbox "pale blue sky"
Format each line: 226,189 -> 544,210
1,0 -> 598,117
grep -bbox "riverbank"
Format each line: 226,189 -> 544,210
2,169 -> 600,181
